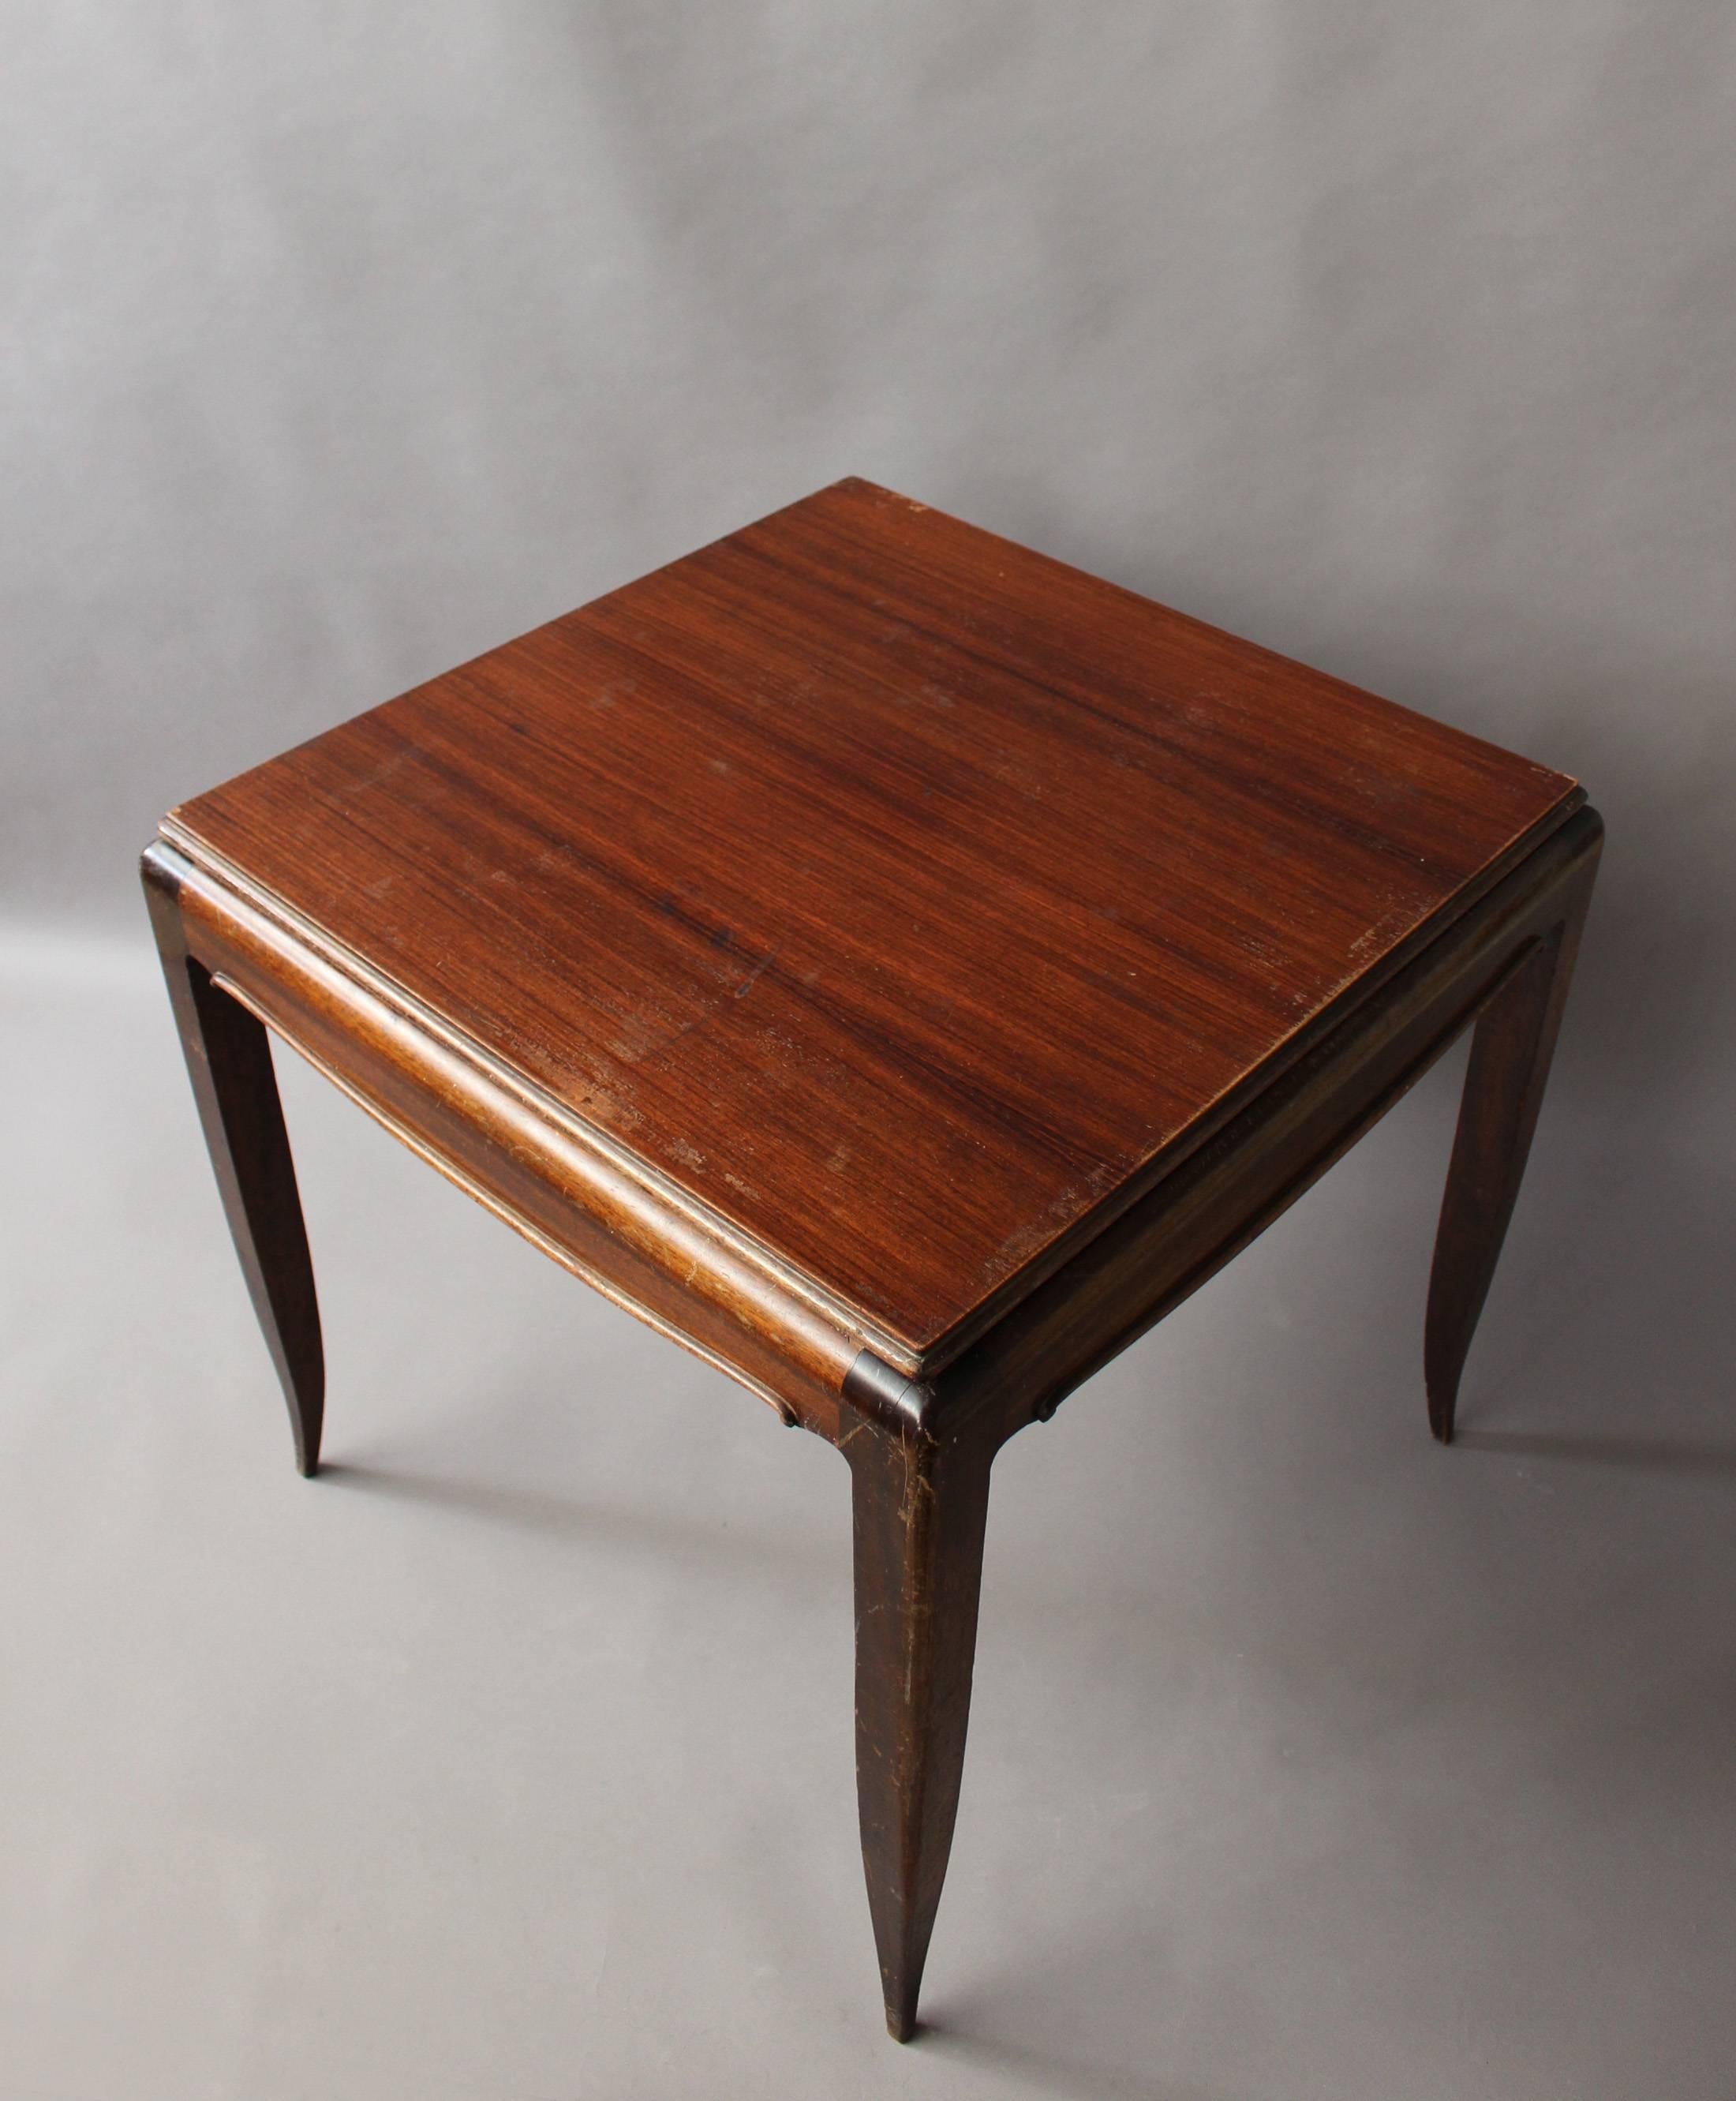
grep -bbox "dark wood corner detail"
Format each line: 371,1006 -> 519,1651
141,835 -> 189,904
841,1350 -> 940,1444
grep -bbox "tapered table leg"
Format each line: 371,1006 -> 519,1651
842,1365 -> 993,2041
1425,847 -> 1599,1443
143,846 -> 325,1475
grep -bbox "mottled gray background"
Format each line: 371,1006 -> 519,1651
2,6 -> 1732,2096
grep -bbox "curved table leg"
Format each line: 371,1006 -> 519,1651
143,848 -> 325,1476
1425,859 -> 1598,1444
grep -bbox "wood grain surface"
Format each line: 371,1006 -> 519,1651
166,477 -> 1580,1369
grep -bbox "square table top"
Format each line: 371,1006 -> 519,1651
166,478 -> 1580,1374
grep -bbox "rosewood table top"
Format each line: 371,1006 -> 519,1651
163,477 -> 1579,1378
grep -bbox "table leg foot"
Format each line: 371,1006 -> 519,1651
843,1391 -> 993,2041
1425,857 -> 1597,1444
143,847 -> 326,1476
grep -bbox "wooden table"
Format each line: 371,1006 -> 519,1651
144,478 -> 1600,2041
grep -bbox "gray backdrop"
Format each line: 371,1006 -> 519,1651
3,6 -> 1732,2096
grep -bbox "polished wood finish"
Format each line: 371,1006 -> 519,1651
164,476 -> 1578,1373
144,478 -> 1599,2043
